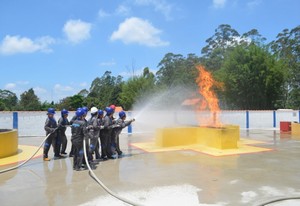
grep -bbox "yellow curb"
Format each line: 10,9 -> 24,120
0,145 -> 43,166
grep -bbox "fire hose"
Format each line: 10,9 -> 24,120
3,125 -> 298,205
0,127 -> 59,174
83,138 -> 143,206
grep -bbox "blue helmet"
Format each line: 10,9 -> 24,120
98,109 -> 104,116
119,111 -> 126,118
76,108 -> 85,117
82,106 -> 88,114
61,109 -> 69,116
105,107 -> 113,115
47,108 -> 55,115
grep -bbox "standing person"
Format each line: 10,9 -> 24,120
43,108 -> 58,161
100,107 -> 114,160
69,108 -> 79,157
109,104 -> 116,120
58,109 -> 70,155
86,107 -> 101,161
96,109 -> 104,160
71,108 -> 88,171
113,111 -> 135,157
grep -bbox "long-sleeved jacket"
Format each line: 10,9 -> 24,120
101,115 -> 114,137
44,117 -> 58,136
87,115 -> 102,138
113,118 -> 133,136
58,116 -> 70,133
71,119 -> 88,143
69,115 -> 77,125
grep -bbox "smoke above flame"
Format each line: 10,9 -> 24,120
196,65 -> 223,126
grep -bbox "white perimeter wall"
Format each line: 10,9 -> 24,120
0,110 -> 299,137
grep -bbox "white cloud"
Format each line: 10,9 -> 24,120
98,9 -> 111,18
212,0 -> 227,8
134,0 -> 173,20
4,83 -> 17,90
119,67 -> 157,78
99,60 -> 116,67
54,84 -> 74,92
16,81 -> 29,85
98,4 -> 131,18
116,5 -> 131,16
247,0 -> 262,9
0,35 -> 55,55
63,19 -> 92,44
110,17 -> 169,47
79,82 -> 87,87
33,86 -> 47,94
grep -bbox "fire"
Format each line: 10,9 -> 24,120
196,65 -> 222,126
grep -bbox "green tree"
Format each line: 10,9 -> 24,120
69,94 -> 84,110
156,53 -> 200,88
270,25 -> 300,108
0,100 -> 6,111
18,88 -> 41,111
88,71 -> 124,108
40,101 -> 55,111
218,44 -> 285,109
119,67 -> 156,110
0,90 -> 18,110
200,24 -> 240,71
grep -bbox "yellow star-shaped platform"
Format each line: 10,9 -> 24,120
131,138 -> 273,157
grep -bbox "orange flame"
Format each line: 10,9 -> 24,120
196,65 -> 222,127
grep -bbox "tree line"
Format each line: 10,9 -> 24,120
1,24 -> 299,111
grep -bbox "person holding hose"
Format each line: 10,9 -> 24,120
112,111 -> 135,157
43,108 -> 58,161
86,107 -> 102,162
100,107 -> 115,160
58,109 -> 70,156
71,108 -> 88,171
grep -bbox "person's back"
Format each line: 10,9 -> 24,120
71,108 -> 88,171
71,119 -> 86,143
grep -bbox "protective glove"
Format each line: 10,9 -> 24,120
111,124 -> 121,128
131,118 -> 135,122
86,125 -> 93,130
100,126 -> 104,129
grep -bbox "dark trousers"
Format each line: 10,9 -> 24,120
72,140 -> 84,170
60,133 -> 67,153
43,133 -> 56,158
88,136 -> 99,160
100,134 -> 108,158
52,135 -> 61,157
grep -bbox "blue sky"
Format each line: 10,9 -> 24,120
0,0 -> 299,102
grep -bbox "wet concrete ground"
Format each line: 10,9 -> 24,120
1,130 -> 300,206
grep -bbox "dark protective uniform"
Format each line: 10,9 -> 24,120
69,115 -> 77,157
57,116 -> 70,154
87,114 -> 102,160
71,118 -> 88,170
112,118 -> 133,155
96,116 -> 104,159
100,115 -> 114,158
44,117 -> 58,158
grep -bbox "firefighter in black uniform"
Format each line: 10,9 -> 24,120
43,108 -> 58,161
58,109 -> 70,155
112,111 -> 135,157
100,107 -> 115,160
71,108 -> 88,171
86,107 -> 102,161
